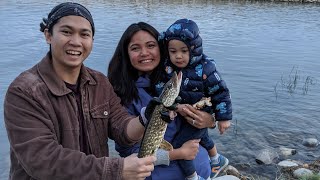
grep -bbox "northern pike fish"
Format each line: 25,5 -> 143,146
138,71 -> 182,158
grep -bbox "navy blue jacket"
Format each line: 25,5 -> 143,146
157,55 -> 232,121
158,18 -> 232,120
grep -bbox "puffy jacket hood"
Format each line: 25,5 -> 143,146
164,19 -> 203,67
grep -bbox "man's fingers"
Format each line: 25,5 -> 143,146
137,156 -> 155,177
137,172 -> 152,179
123,155 -> 156,180
139,164 -> 154,173
142,156 -> 157,164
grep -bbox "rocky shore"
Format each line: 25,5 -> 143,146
217,158 -> 320,180
107,137 -> 319,179
216,138 -> 320,180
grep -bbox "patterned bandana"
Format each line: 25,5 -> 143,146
41,2 -> 95,35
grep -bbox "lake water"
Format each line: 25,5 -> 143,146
0,0 -> 319,179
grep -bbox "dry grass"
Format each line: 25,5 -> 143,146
273,66 -> 317,99
275,159 -> 319,180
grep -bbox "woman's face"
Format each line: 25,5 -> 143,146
128,30 -> 160,74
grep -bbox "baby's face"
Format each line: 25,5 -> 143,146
168,40 -> 189,68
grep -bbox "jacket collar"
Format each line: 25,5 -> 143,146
135,75 -> 150,88
37,53 -> 97,96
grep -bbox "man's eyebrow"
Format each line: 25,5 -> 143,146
59,25 -> 92,33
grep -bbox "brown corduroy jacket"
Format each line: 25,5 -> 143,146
4,54 -> 137,180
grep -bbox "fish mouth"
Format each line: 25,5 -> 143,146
171,71 -> 182,91
175,71 -> 182,89
161,71 -> 183,107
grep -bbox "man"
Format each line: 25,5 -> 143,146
4,2 -> 156,180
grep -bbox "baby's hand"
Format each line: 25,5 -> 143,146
218,120 -> 231,134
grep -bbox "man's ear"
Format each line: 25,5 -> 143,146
44,29 -> 51,44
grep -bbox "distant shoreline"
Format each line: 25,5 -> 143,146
211,0 -> 320,3
275,0 -> 320,2
243,0 -> 320,2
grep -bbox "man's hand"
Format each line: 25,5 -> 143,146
122,154 -> 156,180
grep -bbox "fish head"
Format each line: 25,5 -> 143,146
160,71 -> 182,107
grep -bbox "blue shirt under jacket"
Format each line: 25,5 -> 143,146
115,75 -> 210,180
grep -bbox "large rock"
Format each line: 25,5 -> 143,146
278,147 -> 297,156
255,148 -> 278,164
224,165 -> 240,177
278,160 -> 299,167
293,168 -> 313,178
302,138 -> 319,147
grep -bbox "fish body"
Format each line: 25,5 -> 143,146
138,71 -> 182,158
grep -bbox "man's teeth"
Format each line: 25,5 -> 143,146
66,50 -> 81,55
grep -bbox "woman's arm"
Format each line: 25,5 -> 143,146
154,139 -> 200,166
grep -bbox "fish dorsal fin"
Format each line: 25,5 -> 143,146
159,139 -> 173,151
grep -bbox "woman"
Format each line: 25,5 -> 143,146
108,22 -> 215,179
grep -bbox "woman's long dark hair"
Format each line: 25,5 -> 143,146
108,22 -> 166,106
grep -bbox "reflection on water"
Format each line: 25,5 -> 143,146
1,0 -> 319,179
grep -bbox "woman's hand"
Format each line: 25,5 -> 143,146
177,104 -> 215,129
169,139 -> 200,160
179,139 -> 200,160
